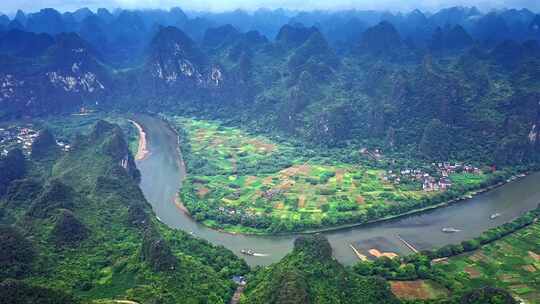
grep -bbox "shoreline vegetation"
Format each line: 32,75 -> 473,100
297,175 -> 528,236
129,120 -> 150,161
200,173 -> 528,237
353,207 -> 540,302
137,114 -> 534,236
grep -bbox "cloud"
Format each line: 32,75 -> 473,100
0,0 -> 538,14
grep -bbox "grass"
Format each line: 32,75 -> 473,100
434,222 -> 540,302
174,116 -> 491,233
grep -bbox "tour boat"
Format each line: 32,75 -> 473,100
490,213 -> 501,219
442,227 -> 461,233
241,249 -> 255,256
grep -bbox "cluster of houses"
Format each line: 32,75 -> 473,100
0,126 -> 71,156
217,206 -> 258,220
218,206 -> 237,215
383,162 -> 482,192
0,126 -> 39,156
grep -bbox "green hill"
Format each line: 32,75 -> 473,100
0,120 -> 248,304
240,234 -> 399,304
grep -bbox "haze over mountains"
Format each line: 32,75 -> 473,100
2,0 -> 540,13
1,5 -> 540,166
1,6 -> 539,52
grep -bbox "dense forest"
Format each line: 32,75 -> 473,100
240,234 -> 399,304
0,120 -> 248,303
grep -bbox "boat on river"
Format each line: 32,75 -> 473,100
241,249 -> 255,256
442,227 -> 461,233
490,213 -> 501,219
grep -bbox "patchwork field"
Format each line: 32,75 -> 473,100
174,117 -> 492,233
434,222 -> 540,303
390,280 -> 448,300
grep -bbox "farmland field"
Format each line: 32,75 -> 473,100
173,116 -> 494,233
390,280 -> 449,300
433,222 -> 540,303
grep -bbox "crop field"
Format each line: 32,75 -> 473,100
175,117 -> 491,233
188,165 -> 427,220
177,118 -> 295,175
434,222 -> 540,302
390,280 -> 448,300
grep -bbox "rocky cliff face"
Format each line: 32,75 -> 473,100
89,120 -> 140,181
0,32 -> 108,119
146,26 -> 225,89
148,26 -> 204,85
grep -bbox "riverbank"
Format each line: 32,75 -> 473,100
297,176 -> 526,236
134,113 -> 540,266
139,114 -> 532,236
129,120 -> 150,161
184,174 -> 528,237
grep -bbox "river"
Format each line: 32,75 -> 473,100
134,114 -> 540,266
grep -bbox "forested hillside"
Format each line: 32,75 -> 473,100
1,7 -> 540,166
240,234 -> 399,304
0,120 -> 248,303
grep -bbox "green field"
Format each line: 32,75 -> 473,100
174,117 -> 492,233
433,222 -> 540,303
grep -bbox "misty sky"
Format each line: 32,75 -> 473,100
1,0 -> 539,14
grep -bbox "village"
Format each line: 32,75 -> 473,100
361,147 -> 482,192
383,162 -> 482,192
0,125 -> 71,156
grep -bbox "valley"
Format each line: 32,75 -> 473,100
3,111 -> 540,303
1,3 -> 540,303
132,114 -> 540,268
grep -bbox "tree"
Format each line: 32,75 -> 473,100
0,279 -> 78,304
0,225 -> 35,279
141,228 -> 178,272
461,239 -> 480,252
459,287 -> 517,304
0,148 -> 26,195
31,129 -> 59,160
419,118 -> 450,160
353,261 -> 374,276
397,264 -> 417,280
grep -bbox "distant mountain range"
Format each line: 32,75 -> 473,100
0,7 -> 538,61
0,6 -> 540,165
